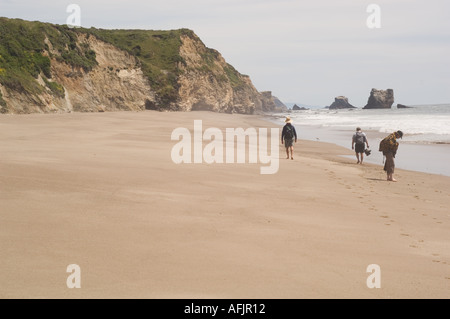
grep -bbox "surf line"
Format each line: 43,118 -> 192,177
171,120 -> 280,174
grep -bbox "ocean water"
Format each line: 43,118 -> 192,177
274,104 -> 450,144
269,104 -> 450,176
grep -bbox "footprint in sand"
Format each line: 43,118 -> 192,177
432,260 -> 441,263
400,233 -> 410,237
409,245 -> 418,248
380,215 -> 389,219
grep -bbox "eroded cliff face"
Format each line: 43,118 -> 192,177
0,19 -> 281,115
1,34 -> 153,114
177,34 -> 264,114
51,34 -> 154,113
0,75 -> 63,114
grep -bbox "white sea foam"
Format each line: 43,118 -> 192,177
275,104 -> 450,144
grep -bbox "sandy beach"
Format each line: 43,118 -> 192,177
0,110 -> 449,299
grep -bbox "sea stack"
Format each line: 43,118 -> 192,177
329,96 -> 356,109
363,88 -> 394,109
292,104 -> 309,110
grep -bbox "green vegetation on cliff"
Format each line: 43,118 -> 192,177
0,91 -> 7,111
224,64 -> 246,88
0,18 -> 252,111
0,18 -> 191,107
85,28 -> 189,106
0,18 -> 96,97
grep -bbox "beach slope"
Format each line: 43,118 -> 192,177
0,111 -> 448,298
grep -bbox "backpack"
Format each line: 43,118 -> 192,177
285,125 -> 294,139
354,132 -> 365,145
379,136 -> 389,152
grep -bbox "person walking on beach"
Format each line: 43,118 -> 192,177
281,116 -> 297,160
379,130 -> 403,182
352,127 -> 369,164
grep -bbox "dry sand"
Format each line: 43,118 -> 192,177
0,110 -> 449,299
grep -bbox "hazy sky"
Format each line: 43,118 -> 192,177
1,0 -> 449,106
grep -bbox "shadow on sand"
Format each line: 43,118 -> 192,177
366,177 -> 387,182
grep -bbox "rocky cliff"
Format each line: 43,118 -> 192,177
0,18 -> 281,114
272,95 -> 288,111
363,88 -> 394,109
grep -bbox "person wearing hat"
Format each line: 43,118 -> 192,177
379,130 -> 403,182
281,116 -> 297,160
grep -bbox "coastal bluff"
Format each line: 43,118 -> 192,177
0,18 -> 279,114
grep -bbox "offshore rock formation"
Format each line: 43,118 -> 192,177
0,18 -> 280,114
363,88 -> 395,109
329,96 -> 356,109
292,104 -> 309,110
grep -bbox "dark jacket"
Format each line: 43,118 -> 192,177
281,123 -> 297,141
